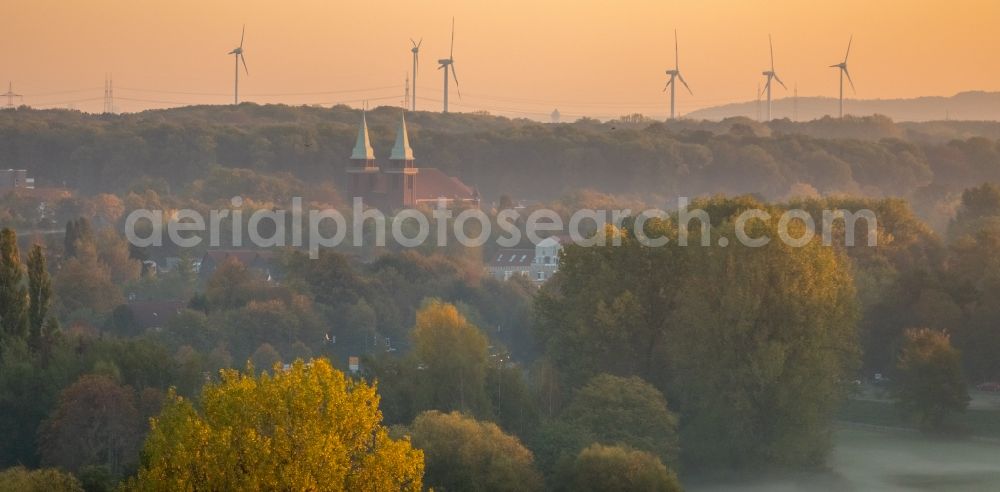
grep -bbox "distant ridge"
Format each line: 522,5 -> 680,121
686,91 -> 1000,122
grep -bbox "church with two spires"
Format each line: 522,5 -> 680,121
346,113 -> 479,211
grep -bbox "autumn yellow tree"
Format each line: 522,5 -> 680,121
412,300 -> 490,415
567,444 -> 682,492
126,359 -> 423,491
408,410 -> 543,492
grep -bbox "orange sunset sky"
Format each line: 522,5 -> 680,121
2,0 -> 997,119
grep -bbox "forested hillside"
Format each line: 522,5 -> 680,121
2,105 -> 1000,215
3,104 -> 1000,489
686,91 -> 1000,122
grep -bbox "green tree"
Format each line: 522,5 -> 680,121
949,182 -> 1000,239
204,257 -> 267,310
565,444 -> 681,492
537,199 -> 860,467
534,219 -> 684,391
26,244 -> 52,350
0,338 -> 83,468
559,374 -> 679,464
0,228 -> 28,340
126,359 -> 423,491
412,300 -> 490,415
95,228 -> 141,285
893,328 -> 970,431
288,249 -> 364,307
53,239 -> 122,317
174,250 -> 197,291
669,212 -> 859,467
409,410 -> 543,492
38,374 -> 143,477
249,342 -> 282,370
77,465 -> 115,492
64,217 -> 93,259
0,466 -> 84,492
64,219 -> 78,258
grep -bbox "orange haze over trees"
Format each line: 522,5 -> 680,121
1,0 -> 998,118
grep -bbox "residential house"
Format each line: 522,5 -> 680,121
486,248 -> 533,281
487,236 -> 566,285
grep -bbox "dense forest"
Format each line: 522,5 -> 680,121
2,104 -> 1000,230
2,105 -> 1000,489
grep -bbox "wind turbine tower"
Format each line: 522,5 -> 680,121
756,83 -> 761,121
437,18 -> 460,113
830,36 -> 855,118
760,34 -> 787,121
228,25 -> 249,105
663,29 -> 692,120
410,38 -> 422,111
793,83 -> 798,121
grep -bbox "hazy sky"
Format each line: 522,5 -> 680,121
3,0 -> 997,119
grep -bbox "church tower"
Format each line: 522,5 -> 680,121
384,112 -> 418,209
346,112 -> 380,206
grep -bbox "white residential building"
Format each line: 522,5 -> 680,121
487,236 -> 566,285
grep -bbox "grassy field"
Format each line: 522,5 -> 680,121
688,390 -> 1000,491
689,426 -> 1000,491
839,390 -> 1000,438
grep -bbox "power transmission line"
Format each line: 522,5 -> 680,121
104,74 -> 116,114
2,82 -> 23,109
115,85 -> 400,98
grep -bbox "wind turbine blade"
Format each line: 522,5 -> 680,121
674,29 -> 679,70
450,17 -> 455,59
843,67 -> 856,93
241,53 -> 249,75
760,81 -> 769,97
451,63 -> 461,98
769,34 -> 775,71
240,24 -> 245,49
774,73 -> 787,89
844,35 -> 852,63
678,73 -> 693,95
418,38 -> 423,49
663,79 -> 673,92
411,38 -> 417,48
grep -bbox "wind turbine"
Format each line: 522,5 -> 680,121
228,25 -> 248,105
437,17 -> 460,113
830,36 -> 855,118
663,29 -> 692,120
760,34 -> 786,121
410,38 -> 422,111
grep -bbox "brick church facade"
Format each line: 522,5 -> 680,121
346,112 -> 479,211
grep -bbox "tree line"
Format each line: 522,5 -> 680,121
2,105 -> 1000,210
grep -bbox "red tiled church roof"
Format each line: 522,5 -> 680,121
412,168 -> 478,203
